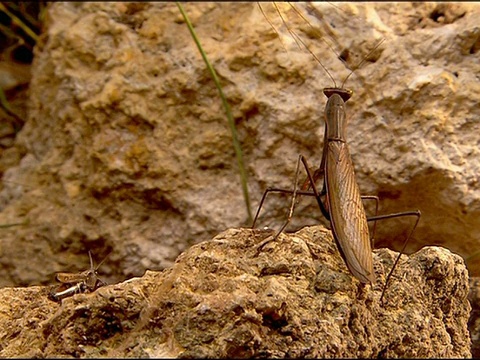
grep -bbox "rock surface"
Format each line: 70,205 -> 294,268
468,277 -> 480,358
0,1 -> 478,294
0,225 -> 471,358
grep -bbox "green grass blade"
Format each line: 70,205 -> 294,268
176,2 -> 253,224
0,3 -> 39,43
0,219 -> 29,228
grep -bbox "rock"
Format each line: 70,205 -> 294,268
0,226 -> 471,357
468,277 -> 480,358
0,2 -> 479,289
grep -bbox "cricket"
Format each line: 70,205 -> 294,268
48,251 -> 108,302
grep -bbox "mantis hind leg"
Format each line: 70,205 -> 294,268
363,209 -> 422,304
252,154 -> 328,254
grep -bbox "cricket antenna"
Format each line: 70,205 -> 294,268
86,250 -> 111,271
95,251 -> 111,271
88,251 -> 94,270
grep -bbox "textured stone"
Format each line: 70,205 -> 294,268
0,226 -> 471,357
468,277 -> 480,358
0,2 -> 478,288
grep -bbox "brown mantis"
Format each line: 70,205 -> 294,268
48,251 -> 108,302
253,2 -> 421,301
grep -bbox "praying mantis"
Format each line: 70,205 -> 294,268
253,2 -> 421,300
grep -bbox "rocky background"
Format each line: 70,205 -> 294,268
0,1 -> 479,287
0,1 -> 479,357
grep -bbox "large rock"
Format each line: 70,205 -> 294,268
468,277 -> 480,358
0,226 -> 471,357
0,2 -> 479,286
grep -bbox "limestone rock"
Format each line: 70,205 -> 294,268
0,226 -> 471,357
0,2 -> 479,289
468,277 -> 480,358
